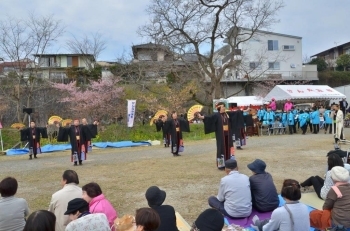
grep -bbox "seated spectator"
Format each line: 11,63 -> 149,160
49,170 -> 82,231
135,207 -> 160,231
251,179 -> 310,231
82,182 -> 117,230
23,210 -> 56,231
247,159 -> 279,212
190,208 -> 224,231
300,153 -> 344,200
0,176 -> 30,231
208,159 -> 252,218
65,198 -> 110,231
145,186 -> 178,231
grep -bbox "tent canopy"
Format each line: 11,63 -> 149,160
226,96 -> 264,106
264,85 -> 346,102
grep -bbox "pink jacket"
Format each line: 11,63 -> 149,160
89,194 -> 117,230
284,102 -> 293,111
269,101 -> 276,111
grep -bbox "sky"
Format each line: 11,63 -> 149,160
0,0 -> 349,61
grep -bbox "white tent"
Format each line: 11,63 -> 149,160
264,85 -> 346,102
330,85 -> 350,105
226,96 -> 264,106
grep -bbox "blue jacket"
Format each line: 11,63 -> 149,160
324,110 -> 332,124
257,109 -> 266,121
287,112 -> 294,125
281,112 -> 287,126
263,111 -> 275,125
298,113 -> 309,127
311,110 -> 320,124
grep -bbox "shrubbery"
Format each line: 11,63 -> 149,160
318,71 -> 350,87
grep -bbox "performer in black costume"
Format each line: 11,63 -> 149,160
155,114 -> 170,147
81,118 -> 99,153
165,111 -> 190,157
20,121 -> 48,160
197,102 -> 245,169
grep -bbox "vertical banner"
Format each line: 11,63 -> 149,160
127,100 -> 137,127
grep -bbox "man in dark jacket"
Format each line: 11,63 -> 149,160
339,98 -> 348,119
247,159 -> 279,212
145,186 -> 178,231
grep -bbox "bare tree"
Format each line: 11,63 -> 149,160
302,54 -> 310,64
66,32 -> 106,68
139,0 -> 285,105
0,14 -> 64,123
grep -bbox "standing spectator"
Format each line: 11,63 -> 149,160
257,106 -> 266,122
311,107 -> 320,134
247,159 -> 279,212
135,208 -> 160,231
269,98 -> 277,111
284,99 -> 293,112
82,182 -> 117,230
65,198 -> 110,231
23,210 -> 56,231
0,177 -> 30,231
191,209 -> 224,231
339,98 -> 348,119
298,110 -> 309,135
324,106 -> 333,134
287,110 -> 295,135
48,170 -> 82,231
208,159 -> 252,218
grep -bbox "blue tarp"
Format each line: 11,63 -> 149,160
5,141 -> 151,156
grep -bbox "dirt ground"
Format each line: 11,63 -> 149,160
0,128 -> 349,224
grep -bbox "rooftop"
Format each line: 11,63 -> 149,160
310,41 -> 350,58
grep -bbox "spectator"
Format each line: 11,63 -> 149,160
190,209 -> 224,231
208,159 -> 252,218
23,210 -> 56,231
65,198 -> 110,231
269,98 -> 276,111
0,177 -> 30,231
339,98 -> 348,119
284,99 -> 293,112
251,179 -> 309,231
135,207 -> 160,231
48,170 -> 82,231
82,182 -> 117,230
145,186 -> 178,231
247,159 -> 279,212
300,153 -> 344,200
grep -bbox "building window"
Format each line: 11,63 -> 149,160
138,54 -> 152,61
249,62 -> 262,70
67,57 -> 72,67
268,62 -> 280,70
283,45 -> 295,51
268,40 -> 279,51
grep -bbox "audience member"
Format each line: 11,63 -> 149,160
190,208 -> 224,231
135,207 -> 160,231
145,186 -> 178,231
247,159 -> 279,212
82,182 -> 117,230
0,177 -> 30,231
208,159 -> 252,218
23,210 -> 56,231
48,170 -> 82,231
65,198 -> 110,231
252,179 -> 310,231
300,153 -> 344,199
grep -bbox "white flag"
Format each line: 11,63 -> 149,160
127,100 -> 137,127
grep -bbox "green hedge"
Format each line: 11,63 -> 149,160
0,123 -> 215,150
318,71 -> 350,87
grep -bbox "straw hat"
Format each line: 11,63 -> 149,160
114,215 -> 135,231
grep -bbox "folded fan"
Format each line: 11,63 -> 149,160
150,110 -> 168,125
187,105 -> 203,121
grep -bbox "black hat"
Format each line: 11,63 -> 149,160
145,186 -> 166,207
194,209 -> 224,231
247,159 -> 266,174
225,159 -> 237,170
64,198 -> 89,215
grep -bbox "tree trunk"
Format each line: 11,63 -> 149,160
211,79 -> 223,100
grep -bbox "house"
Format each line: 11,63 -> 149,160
213,28 -> 318,97
132,43 -> 174,62
33,54 -> 95,82
310,41 -> 350,68
0,59 -> 33,78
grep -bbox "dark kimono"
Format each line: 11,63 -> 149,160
203,110 -> 245,168
20,127 -> 48,156
82,124 -> 98,153
164,118 -> 190,154
57,125 -> 95,163
155,120 -> 170,147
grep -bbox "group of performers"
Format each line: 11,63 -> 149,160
20,118 -> 98,166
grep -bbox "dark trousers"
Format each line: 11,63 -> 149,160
301,175 -> 324,199
324,124 -> 332,134
312,124 -> 319,134
208,196 -> 240,219
293,124 -> 297,133
301,125 -> 307,134
308,122 -> 313,132
288,125 -> 294,134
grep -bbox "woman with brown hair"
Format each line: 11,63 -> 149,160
135,208 -> 160,231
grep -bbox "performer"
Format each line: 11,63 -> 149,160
197,102 -> 245,170
81,118 -> 99,153
155,115 -> 170,147
20,121 -> 48,160
57,119 -> 96,166
334,104 -> 344,144
165,111 -> 190,157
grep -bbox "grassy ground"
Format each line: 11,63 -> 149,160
0,128 -> 349,224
